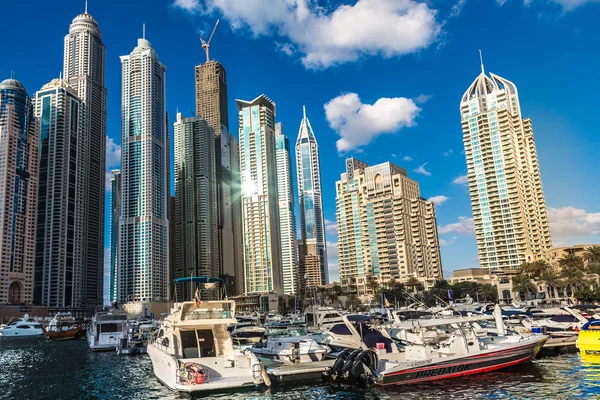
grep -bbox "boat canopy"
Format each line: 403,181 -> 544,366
392,315 -> 494,329
174,276 -> 223,283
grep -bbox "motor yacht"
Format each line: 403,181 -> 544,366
0,314 -> 43,337
146,299 -> 268,393
250,327 -> 329,364
87,307 -> 128,351
305,306 -> 344,330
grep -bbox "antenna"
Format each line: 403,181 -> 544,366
10,71 -> 15,79
479,49 -> 484,74
200,19 -> 220,63
85,0 -> 88,13
143,23 -> 146,40
303,105 -> 306,120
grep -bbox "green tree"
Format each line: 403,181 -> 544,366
584,245 -> 600,264
406,277 -> 421,294
479,284 -> 499,302
538,269 -> 560,300
331,284 -> 343,296
560,266 -> 588,295
511,274 -> 537,301
327,291 -> 339,305
346,294 -> 362,311
558,253 -> 585,271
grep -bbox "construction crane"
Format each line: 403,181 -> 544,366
200,19 -> 220,63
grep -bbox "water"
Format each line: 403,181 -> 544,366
1,338 -> 599,399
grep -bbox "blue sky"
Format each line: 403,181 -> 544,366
2,0 -> 600,296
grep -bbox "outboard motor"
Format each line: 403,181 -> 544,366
328,348 -> 352,381
350,349 -> 379,385
339,349 -> 363,379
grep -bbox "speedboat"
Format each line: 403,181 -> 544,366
577,320 -> 600,354
43,312 -> 82,341
230,326 -> 266,346
0,314 -> 43,337
87,307 -> 128,351
328,307 -> 548,386
146,299 -> 269,393
249,327 -> 329,364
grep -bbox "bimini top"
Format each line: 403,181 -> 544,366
174,276 -> 223,284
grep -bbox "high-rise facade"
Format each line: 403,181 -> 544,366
296,107 -> 328,287
109,169 -> 121,304
237,95 -> 282,294
460,65 -> 552,271
275,123 -> 299,294
173,113 -> 218,300
194,59 -> 242,293
0,79 -> 39,305
119,37 -> 169,303
336,158 -> 442,285
63,9 -> 107,308
33,79 -> 84,307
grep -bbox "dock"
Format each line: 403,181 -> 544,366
264,359 -> 334,384
540,333 -> 578,355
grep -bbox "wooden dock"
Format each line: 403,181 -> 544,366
539,333 -> 578,355
264,359 -> 334,384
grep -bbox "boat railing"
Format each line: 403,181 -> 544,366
182,310 -> 233,321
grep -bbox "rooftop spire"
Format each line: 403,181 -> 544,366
479,49 -> 485,75
85,0 -> 88,13
143,23 -> 146,39
303,105 -> 306,120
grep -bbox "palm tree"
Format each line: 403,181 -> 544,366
406,277 -> 421,294
558,253 -> 585,271
429,279 -> 451,302
367,277 -> 380,294
479,284 -> 499,302
518,260 -> 549,279
538,269 -> 560,300
584,245 -> 600,264
511,274 -> 536,301
327,292 -> 339,305
346,294 -> 362,311
560,266 -> 588,295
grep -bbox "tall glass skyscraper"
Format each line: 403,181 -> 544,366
275,123 -> 299,294
237,95 -> 282,294
295,107 -> 328,286
33,79 -> 84,307
63,8 -> 107,308
119,36 -> 169,303
109,169 -> 121,304
460,63 -> 552,271
0,78 -> 39,305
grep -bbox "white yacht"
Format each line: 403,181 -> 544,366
87,308 -> 128,351
305,306 -> 344,330
147,299 -> 268,393
0,314 -> 43,337
250,327 -> 330,364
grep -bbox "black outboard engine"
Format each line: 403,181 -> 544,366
328,348 -> 352,381
339,349 -> 363,379
350,349 -> 379,385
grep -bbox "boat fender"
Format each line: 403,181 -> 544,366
340,349 -> 363,378
261,366 -> 272,388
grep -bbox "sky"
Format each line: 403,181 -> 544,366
2,0 -> 600,299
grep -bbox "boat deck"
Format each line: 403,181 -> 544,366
264,359 -> 334,384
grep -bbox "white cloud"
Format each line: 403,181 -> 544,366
413,162 -> 431,176
439,236 -> 458,247
325,219 -> 338,235
449,0 -> 467,17
403,156 -> 413,162
106,137 -> 121,167
391,153 -> 397,158
414,94 -> 432,104
438,216 -> 474,235
453,175 -> 468,185
444,149 -> 453,156
548,0 -> 600,10
172,0 -> 441,69
328,263 -> 340,283
428,195 -> 448,206
105,171 -> 113,192
327,241 -> 338,263
325,93 -> 421,152
547,206 -> 600,244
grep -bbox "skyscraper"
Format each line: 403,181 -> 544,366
33,79 -> 84,307
0,78 -> 39,305
275,123 -> 299,294
119,36 -> 169,303
173,113 -> 218,300
109,169 -> 121,304
195,58 -> 242,293
336,158 -> 442,285
237,95 -> 282,294
296,107 -> 328,286
63,7 -> 107,308
460,62 -> 552,271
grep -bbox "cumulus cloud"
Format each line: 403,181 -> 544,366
438,216 -> 474,235
325,93 -> 421,152
325,219 -> 338,235
327,241 -> 338,263
172,0 -> 441,69
428,195 -> 448,206
414,94 -> 432,104
453,175 -> 468,185
403,156 -> 413,162
547,206 -> 600,244
328,263 -> 340,283
439,236 -> 458,247
413,162 -> 431,176
106,137 -> 121,167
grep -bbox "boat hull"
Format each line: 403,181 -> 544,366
43,326 -> 82,341
377,336 -> 548,386
577,331 -> 600,354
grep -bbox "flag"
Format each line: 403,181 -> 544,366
448,289 -> 454,301
382,292 -> 390,308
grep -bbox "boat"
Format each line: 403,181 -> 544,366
87,307 -> 128,351
305,306 -> 344,330
0,314 -> 44,337
146,298 -> 268,392
249,327 -> 330,364
147,276 -> 269,393
42,312 -> 83,341
577,320 -> 600,354
328,307 -> 548,386
117,320 -> 158,355
230,326 -> 266,346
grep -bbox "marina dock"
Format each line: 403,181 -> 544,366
264,359 -> 335,384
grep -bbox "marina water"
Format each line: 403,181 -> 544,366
1,337 -> 600,399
